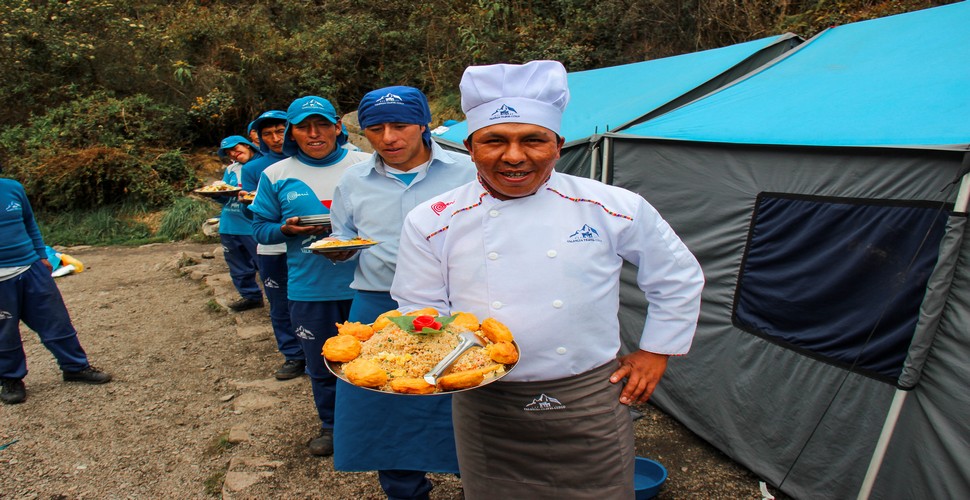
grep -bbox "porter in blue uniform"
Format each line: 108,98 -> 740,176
0,179 -> 111,404
249,97 -> 370,456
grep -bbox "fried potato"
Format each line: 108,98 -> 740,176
323,334 -> 361,363
485,341 -> 518,364
450,311 -> 480,332
336,321 -> 375,341
481,318 -> 514,343
343,359 -> 387,388
437,365 -> 503,391
372,310 -> 402,331
406,307 -> 440,317
389,377 -> 436,395
436,370 -> 484,391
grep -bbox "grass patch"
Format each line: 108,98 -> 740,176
204,432 -> 234,457
205,299 -> 225,314
159,196 -> 219,241
203,469 -> 226,497
36,204 -> 164,246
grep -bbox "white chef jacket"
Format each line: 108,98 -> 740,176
391,171 -> 704,382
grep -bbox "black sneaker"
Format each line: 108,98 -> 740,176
308,429 -> 333,457
274,359 -> 306,380
0,378 -> 26,404
228,297 -> 264,312
62,366 -> 112,384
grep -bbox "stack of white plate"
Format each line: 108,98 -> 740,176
298,214 -> 331,226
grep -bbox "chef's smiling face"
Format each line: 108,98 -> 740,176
465,123 -> 564,201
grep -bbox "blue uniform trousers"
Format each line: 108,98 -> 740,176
289,299 -> 352,429
0,262 -> 89,379
220,233 -> 261,301
256,254 -> 302,360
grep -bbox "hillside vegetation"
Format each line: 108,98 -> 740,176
0,0 -> 954,243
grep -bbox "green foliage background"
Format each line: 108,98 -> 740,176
0,0 -> 956,243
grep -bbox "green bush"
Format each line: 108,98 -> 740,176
158,196 -> 219,241
10,147 -> 194,212
36,206 -> 156,246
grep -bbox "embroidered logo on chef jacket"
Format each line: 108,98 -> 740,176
263,278 -> 280,289
490,104 -> 519,120
566,224 -> 602,243
5,201 -> 21,212
524,394 -> 566,411
294,325 -> 315,340
0,310 -> 12,320
430,200 -> 454,216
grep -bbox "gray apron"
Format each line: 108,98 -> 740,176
452,361 -> 635,499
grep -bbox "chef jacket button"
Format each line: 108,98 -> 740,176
556,347 -> 567,355
547,250 -> 557,258
491,301 -> 503,309
489,210 -> 500,217
552,300 -> 563,308
488,252 -> 499,260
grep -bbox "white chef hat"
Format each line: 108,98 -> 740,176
460,60 -> 570,136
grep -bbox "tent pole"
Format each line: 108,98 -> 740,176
857,169 -> 970,500
856,389 -> 907,499
601,137 -> 612,184
590,143 -> 600,180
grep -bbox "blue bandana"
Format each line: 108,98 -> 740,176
358,86 -> 433,146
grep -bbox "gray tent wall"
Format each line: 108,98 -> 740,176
604,138 -> 968,498
598,3 -> 970,497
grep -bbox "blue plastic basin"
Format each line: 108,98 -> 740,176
634,457 -> 668,499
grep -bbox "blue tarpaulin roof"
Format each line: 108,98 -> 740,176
432,34 -> 796,147
619,2 -> 970,148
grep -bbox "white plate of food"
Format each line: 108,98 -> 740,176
323,310 -> 519,395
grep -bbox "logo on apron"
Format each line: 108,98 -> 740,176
524,393 -> 566,411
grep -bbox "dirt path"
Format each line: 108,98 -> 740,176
0,242 -> 778,499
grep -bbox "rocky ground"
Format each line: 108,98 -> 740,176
0,242 -> 785,499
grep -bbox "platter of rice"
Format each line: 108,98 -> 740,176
323,309 -> 518,395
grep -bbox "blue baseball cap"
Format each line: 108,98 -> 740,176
286,96 -> 338,126
217,135 -> 257,158
282,96 -> 347,157
249,110 -> 287,134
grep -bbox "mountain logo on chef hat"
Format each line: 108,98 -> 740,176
566,224 -> 601,243
524,394 -> 566,411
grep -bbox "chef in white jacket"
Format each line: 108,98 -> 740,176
391,60 -> 704,499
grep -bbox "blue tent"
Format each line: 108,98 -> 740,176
602,2 -> 970,498
620,3 -> 969,148
432,33 -> 801,176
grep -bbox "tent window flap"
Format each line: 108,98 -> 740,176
733,192 -> 948,381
